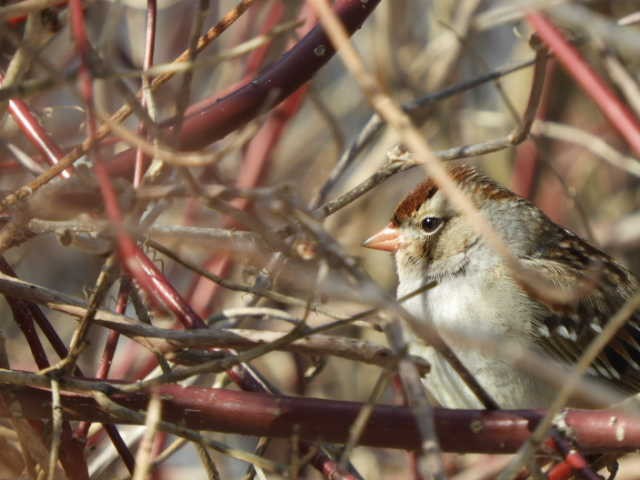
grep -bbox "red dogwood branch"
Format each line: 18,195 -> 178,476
107,0 -> 381,176
5,383 -> 640,454
528,11 -> 640,156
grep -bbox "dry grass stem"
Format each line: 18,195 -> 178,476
131,393 -> 162,480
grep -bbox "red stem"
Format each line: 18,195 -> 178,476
187,3 -> 315,317
133,0 -> 157,187
76,280 -> 130,441
512,60 -> 556,199
243,1 -> 285,76
106,0 -> 381,176
0,72 -> 71,178
7,384 -> 640,454
0,257 -> 89,479
527,12 -> 640,156
69,0 -> 205,330
0,258 -> 135,474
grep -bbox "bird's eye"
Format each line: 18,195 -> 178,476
421,216 -> 443,234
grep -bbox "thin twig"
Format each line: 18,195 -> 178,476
194,440 -> 220,480
131,393 -> 162,480
91,391 -> 283,473
532,120 -> 640,177
386,319 -> 447,480
316,44 -> 548,218
310,56 -> 538,209
42,255 -> 118,374
46,378 -> 62,480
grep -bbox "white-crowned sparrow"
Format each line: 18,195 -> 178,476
363,164 -> 640,409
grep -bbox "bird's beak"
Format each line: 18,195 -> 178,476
363,223 -> 402,252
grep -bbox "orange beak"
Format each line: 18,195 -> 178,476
362,223 -> 402,252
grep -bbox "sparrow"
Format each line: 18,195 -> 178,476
363,164 -> 640,408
